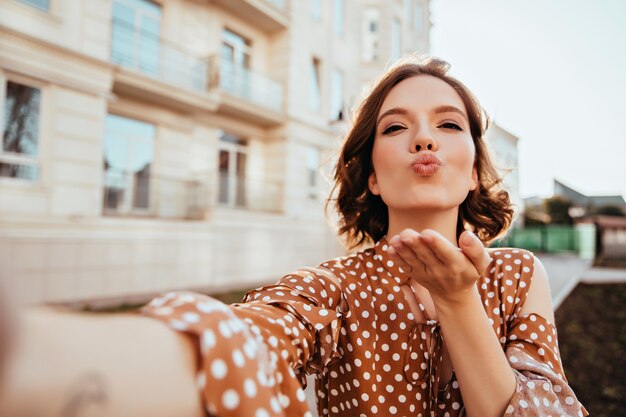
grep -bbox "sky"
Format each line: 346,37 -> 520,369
430,0 -> 626,199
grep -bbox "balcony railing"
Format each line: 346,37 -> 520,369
102,170 -> 285,219
217,173 -> 283,212
207,56 -> 283,112
103,170 -> 208,220
110,18 -> 207,93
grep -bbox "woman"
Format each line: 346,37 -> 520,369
0,56 -> 587,417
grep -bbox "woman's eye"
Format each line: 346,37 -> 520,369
440,122 -> 462,131
382,125 -> 404,135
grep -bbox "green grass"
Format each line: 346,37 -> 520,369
555,283 -> 626,417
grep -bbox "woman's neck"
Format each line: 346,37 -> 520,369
386,206 -> 460,246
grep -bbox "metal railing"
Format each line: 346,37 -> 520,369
207,55 -> 283,112
110,18 -> 207,92
103,169 -> 209,220
217,173 -> 283,212
102,170 -> 285,218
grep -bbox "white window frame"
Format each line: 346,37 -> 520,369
306,147 -> 320,199
0,73 -> 44,184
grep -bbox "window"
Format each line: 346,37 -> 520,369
333,0 -> 345,37
17,0 -> 49,11
218,133 -> 248,207
220,29 -> 252,98
362,8 -> 380,62
306,147 -> 320,198
330,69 -> 344,121
391,18 -> 401,63
111,0 -> 162,76
309,57 -> 322,112
0,80 -> 41,181
414,2 -> 424,34
103,114 -> 155,213
311,0 -> 322,22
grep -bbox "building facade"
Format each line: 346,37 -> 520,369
0,0 -> 432,305
485,122 -> 522,225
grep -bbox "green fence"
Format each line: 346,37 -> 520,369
492,225 -> 595,258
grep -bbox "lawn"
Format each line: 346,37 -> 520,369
555,283 -> 626,417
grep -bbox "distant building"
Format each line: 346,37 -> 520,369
0,0 -> 432,305
484,123 -> 522,224
554,180 -> 626,216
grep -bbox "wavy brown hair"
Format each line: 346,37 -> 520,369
327,56 -> 514,249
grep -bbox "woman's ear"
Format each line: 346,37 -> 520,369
368,171 -> 380,195
470,167 -> 478,191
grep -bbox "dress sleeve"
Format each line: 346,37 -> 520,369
141,267 -> 344,416
237,266 -> 346,382
501,254 -> 588,416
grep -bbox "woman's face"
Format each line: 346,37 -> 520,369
368,75 -> 478,212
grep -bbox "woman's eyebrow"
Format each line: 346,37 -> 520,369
376,107 -> 409,126
432,105 -> 468,121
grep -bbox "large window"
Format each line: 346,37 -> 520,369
0,80 -> 41,181
330,69 -> 344,121
111,0 -> 161,76
391,18 -> 401,63
333,0 -> 345,37
309,57 -> 322,112
17,0 -> 49,12
103,114 -> 155,213
218,133 -> 247,207
220,29 -> 252,98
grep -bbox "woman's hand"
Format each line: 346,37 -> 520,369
387,228 -> 492,306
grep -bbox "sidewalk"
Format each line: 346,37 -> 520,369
537,253 -> 626,309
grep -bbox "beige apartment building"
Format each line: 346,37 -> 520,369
0,0 -> 432,305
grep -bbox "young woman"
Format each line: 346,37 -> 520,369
0,56 -> 587,417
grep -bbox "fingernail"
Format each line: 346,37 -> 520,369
389,235 -> 400,246
463,231 -> 477,245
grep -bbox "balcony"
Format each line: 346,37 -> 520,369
209,0 -> 289,33
103,170 -> 209,220
207,55 -> 285,126
102,170 -> 284,220
216,173 -> 283,212
109,18 -> 284,124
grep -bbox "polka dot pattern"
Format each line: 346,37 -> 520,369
141,239 -> 587,417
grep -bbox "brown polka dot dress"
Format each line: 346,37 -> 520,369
142,238 -> 589,417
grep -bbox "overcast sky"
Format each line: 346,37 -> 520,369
430,0 -> 625,199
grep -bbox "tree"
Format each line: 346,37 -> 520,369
593,205 -> 626,217
544,196 -> 573,225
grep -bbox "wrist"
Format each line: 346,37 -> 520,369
432,285 -> 481,314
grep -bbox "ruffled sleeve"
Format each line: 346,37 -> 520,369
502,314 -> 588,415
140,265 -> 344,416
237,266 -> 346,384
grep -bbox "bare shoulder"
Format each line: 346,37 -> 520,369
519,255 -> 556,324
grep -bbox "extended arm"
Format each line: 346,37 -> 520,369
0,308 -> 203,417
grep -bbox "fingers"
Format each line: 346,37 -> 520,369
389,229 -> 439,269
459,230 -> 492,275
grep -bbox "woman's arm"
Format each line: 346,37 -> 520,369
0,307 -> 203,417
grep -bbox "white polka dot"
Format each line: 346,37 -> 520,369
244,378 -> 257,397
222,389 -> 239,409
211,359 -> 228,379
565,396 -> 575,405
255,408 -> 270,417
232,349 -> 245,367
519,399 -> 528,408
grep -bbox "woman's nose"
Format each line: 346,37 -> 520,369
411,127 -> 438,152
